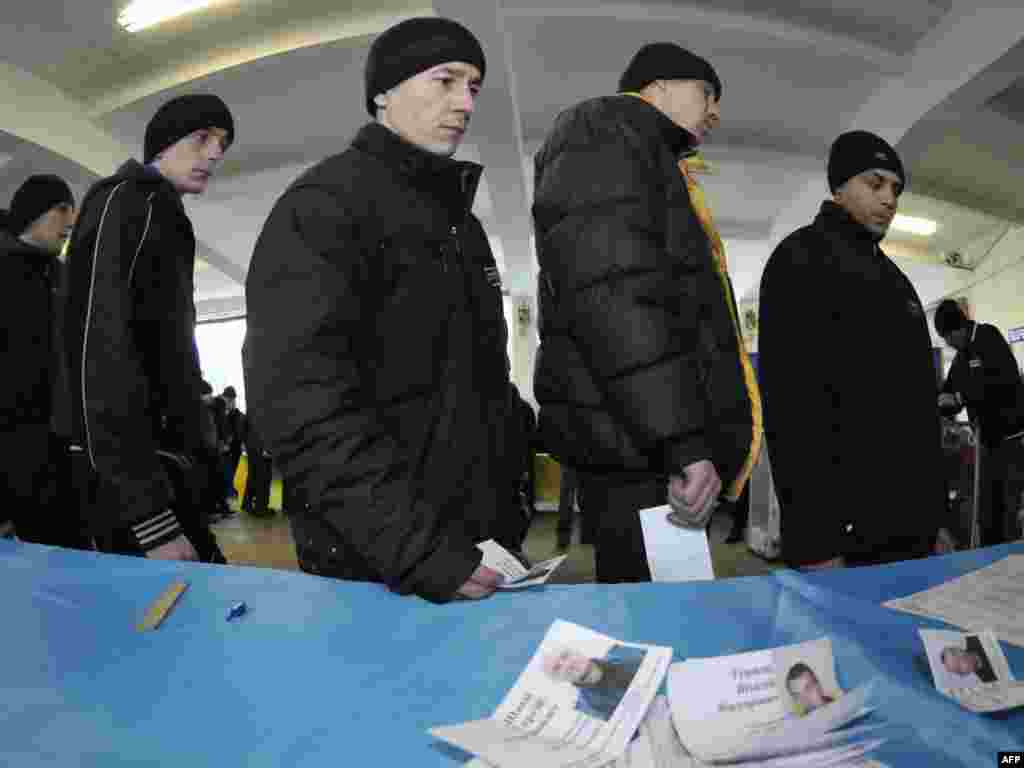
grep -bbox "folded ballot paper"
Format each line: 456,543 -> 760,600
434,627 -> 886,768
919,628 -> 1024,713
431,620 -> 673,768
477,540 -> 568,589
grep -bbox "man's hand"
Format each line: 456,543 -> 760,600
938,393 -> 961,409
455,564 -> 505,600
934,527 -> 957,555
800,556 -> 845,571
146,534 -> 198,562
667,459 -> 721,528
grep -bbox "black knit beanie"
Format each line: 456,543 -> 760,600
934,299 -> 969,337
144,94 -> 235,164
618,42 -> 722,99
8,174 -> 74,236
365,17 -> 486,116
827,130 -> 905,194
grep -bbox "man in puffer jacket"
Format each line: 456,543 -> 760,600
532,43 -> 762,582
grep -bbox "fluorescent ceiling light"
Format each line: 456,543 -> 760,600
118,0 -> 218,32
890,213 -> 937,237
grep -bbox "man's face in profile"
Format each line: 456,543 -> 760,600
788,670 -> 829,712
942,647 -> 980,676
542,650 -> 600,686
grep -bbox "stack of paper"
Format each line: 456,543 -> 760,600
667,638 -> 885,767
431,626 -> 887,768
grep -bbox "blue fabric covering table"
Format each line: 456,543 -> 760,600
2,539 -> 1022,766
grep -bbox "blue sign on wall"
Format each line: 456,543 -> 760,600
1009,326 -> 1024,344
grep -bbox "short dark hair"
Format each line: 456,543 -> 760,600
200,380 -> 213,396
934,299 -> 967,337
223,386 -> 237,399
785,662 -> 817,690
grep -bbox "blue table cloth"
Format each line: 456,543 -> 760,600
2,539 -> 1022,766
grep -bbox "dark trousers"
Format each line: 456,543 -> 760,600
979,437 -> 1024,546
224,450 -> 242,497
582,472 -> 666,583
556,466 -> 578,537
1,425 -> 91,549
243,451 -> 273,514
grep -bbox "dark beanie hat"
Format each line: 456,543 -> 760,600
144,94 -> 235,164
618,42 -> 722,99
365,17 -> 486,116
827,130 -> 905,194
934,299 -> 969,337
8,174 -> 74,235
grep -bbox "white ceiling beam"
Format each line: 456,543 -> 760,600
502,0 -> 905,74
88,5 -> 433,118
746,1 -> 1024,302
434,0 -> 536,296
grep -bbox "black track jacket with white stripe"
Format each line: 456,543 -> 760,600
64,160 -> 205,550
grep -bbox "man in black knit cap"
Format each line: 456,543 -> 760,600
759,130 -> 955,569
245,17 -> 528,602
935,298 -> 1024,544
0,174 -> 87,548
532,42 -> 760,582
64,94 -> 234,562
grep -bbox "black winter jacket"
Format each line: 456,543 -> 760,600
0,231 -> 57,430
64,161 -> 206,550
759,202 -> 945,566
940,323 -> 1024,445
532,95 -> 754,482
244,122 -> 526,603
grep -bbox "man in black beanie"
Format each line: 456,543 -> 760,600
532,42 -> 761,582
759,130 -> 956,569
935,298 -> 1024,544
0,174 -> 89,548
245,17 -> 530,602
63,93 -> 233,562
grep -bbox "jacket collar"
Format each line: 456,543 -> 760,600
352,122 -> 483,211
0,229 -> 54,273
816,200 -> 885,246
112,159 -> 188,214
618,93 -> 697,158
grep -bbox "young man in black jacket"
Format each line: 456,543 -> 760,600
0,174 -> 87,548
935,299 -> 1024,544
64,94 -> 234,562
759,131 -> 954,570
532,43 -> 761,582
244,18 -> 527,603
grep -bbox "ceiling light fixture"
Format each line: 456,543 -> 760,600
118,0 -> 218,32
890,213 -> 938,237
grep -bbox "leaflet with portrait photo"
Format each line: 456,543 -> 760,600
430,619 -> 673,768
918,628 -> 1023,712
666,637 -> 882,765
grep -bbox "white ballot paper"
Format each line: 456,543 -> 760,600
666,637 -> 882,765
918,628 -> 1024,712
431,620 -> 673,768
638,506 -> 714,583
477,540 -> 568,589
884,555 -> 1024,647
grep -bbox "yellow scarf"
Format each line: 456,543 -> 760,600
679,156 -> 764,500
619,92 -> 764,498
